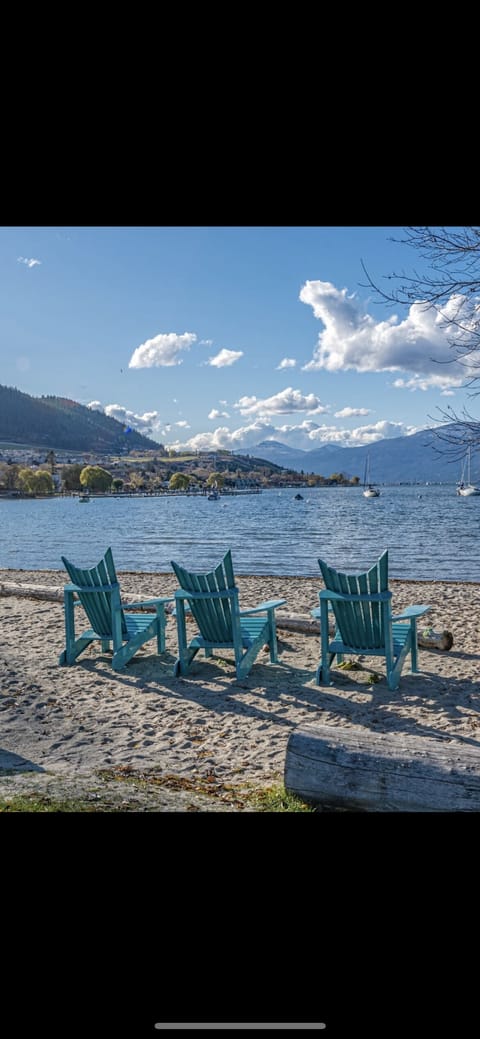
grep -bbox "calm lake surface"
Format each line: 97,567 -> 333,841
1,485 -> 478,581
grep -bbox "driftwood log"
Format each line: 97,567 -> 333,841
0,581 -> 65,602
276,611 -> 320,635
0,588 -> 320,629
0,582 -> 160,610
285,724 -> 480,811
0,585 -> 453,649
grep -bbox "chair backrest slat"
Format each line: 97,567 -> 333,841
319,551 -> 389,649
61,547 -> 126,637
171,550 -> 237,643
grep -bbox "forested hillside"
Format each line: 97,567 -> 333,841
0,385 -> 160,453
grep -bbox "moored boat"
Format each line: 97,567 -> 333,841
363,454 -> 380,497
457,447 -> 480,496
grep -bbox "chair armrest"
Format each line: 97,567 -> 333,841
64,582 -> 120,594
240,598 -> 286,615
124,596 -> 174,609
174,588 -> 237,601
319,589 -> 391,603
392,605 -> 431,621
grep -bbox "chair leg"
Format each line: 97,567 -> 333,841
236,644 -> 259,679
59,637 -> 95,666
174,646 -> 200,676
156,610 -> 166,654
101,640 -> 110,652
387,668 -> 401,691
112,642 -> 133,670
316,652 -> 335,686
267,609 -> 279,663
112,633 -> 152,670
410,619 -> 418,671
388,636 -> 412,689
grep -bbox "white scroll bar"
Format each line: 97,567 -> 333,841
154,1025 -> 326,1031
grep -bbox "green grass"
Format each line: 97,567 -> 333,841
0,780 -> 314,813
0,794 -> 124,812
242,784 -> 314,812
97,770 -> 313,812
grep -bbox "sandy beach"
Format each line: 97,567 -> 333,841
1,567 -> 480,809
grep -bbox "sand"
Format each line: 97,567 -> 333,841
1,567 -> 480,809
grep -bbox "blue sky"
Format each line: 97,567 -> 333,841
0,226 -> 471,453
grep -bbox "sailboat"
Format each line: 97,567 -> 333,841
457,447 -> 480,496
207,482 -> 220,500
363,454 -> 380,498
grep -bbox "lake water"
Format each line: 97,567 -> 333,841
0,485 -> 478,581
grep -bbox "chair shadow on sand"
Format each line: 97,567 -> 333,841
0,750 -> 45,773
70,639 -> 480,753
312,661 -> 480,750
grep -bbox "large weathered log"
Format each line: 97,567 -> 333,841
285,724 -> 480,811
0,581 -> 168,610
0,585 -> 453,650
0,582 -> 138,609
0,587 -> 320,633
276,611 -> 320,635
0,581 -> 64,602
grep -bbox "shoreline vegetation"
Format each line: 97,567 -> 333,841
0,443 -> 363,498
2,568 -> 480,811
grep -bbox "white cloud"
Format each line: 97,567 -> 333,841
269,419 -> 416,449
87,400 -> 160,436
175,420 -> 190,428
208,408 -> 230,419
219,399 -> 228,405
167,416 -> 420,454
277,357 -> 297,369
334,406 -> 371,418
17,256 -> 41,268
129,332 -> 197,368
105,404 -> 159,433
169,420 -> 277,454
199,338 -> 213,346
207,348 -> 243,367
337,420 -> 418,445
392,373 -> 459,392
234,386 -> 329,417
300,279 -> 475,389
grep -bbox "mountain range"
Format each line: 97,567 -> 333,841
0,382 -> 473,482
244,428 -> 469,484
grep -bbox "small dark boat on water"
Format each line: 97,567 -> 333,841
294,493 -> 303,500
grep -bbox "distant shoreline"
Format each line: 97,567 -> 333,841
1,567 -> 480,587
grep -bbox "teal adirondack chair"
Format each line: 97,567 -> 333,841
171,550 -> 286,679
58,547 -> 173,671
313,550 -> 430,690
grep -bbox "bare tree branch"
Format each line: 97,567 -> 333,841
362,227 -> 480,455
